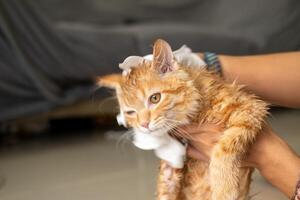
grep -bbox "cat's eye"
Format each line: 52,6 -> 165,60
149,93 -> 161,104
125,110 -> 136,116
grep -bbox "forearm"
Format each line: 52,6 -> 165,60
218,52 -> 300,108
250,127 -> 300,198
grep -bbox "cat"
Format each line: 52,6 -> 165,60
98,39 -> 268,200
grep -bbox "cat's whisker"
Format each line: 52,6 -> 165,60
171,128 -> 190,138
163,122 -> 190,138
116,129 -> 134,152
166,110 -> 188,114
151,117 -> 164,128
163,121 -> 193,139
191,71 -> 204,82
166,126 -> 189,140
164,118 -> 183,123
163,118 -> 182,123
163,120 -> 180,129
121,130 -> 135,151
163,118 -> 194,136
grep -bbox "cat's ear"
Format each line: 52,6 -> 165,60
96,74 -> 122,89
152,39 -> 175,73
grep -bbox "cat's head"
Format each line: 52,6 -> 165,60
98,39 -> 200,136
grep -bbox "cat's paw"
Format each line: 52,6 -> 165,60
210,149 -> 239,200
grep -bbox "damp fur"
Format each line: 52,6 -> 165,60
98,39 -> 269,200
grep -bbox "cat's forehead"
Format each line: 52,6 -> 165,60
119,71 -> 163,107
120,80 -> 159,103
122,64 -> 158,87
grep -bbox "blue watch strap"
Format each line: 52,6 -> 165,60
204,52 -> 222,75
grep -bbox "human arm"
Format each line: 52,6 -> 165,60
218,52 -> 300,108
184,123 -> 300,198
199,51 -> 300,107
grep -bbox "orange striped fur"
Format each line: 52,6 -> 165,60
98,39 -> 268,200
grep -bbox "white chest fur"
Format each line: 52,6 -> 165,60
133,130 -> 186,168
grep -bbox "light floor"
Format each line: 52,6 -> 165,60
0,109 -> 299,200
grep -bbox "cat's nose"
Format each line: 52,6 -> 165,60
141,122 -> 149,129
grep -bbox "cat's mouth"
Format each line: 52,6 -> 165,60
139,127 -> 160,134
138,126 -> 171,137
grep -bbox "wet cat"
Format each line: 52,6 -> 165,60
98,39 -> 268,200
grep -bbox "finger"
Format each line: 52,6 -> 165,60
186,145 -> 209,162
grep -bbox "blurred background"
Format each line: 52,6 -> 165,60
0,0 -> 299,199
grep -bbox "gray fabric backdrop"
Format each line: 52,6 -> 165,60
0,0 -> 299,121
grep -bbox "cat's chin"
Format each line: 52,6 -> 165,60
149,129 -> 167,137
136,127 -> 169,137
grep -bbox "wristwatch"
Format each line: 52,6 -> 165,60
204,52 -> 222,75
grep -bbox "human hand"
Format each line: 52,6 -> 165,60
179,123 -> 223,162
179,123 -> 300,198
180,123 -> 283,168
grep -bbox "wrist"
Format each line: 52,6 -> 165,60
253,128 -> 278,170
259,149 -> 300,198
218,55 -> 242,83
253,127 -> 300,198
203,52 -> 222,75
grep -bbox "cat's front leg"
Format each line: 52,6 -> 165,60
157,160 -> 184,200
209,150 -> 239,200
209,127 -> 257,200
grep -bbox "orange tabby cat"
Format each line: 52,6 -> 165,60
98,39 -> 268,200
